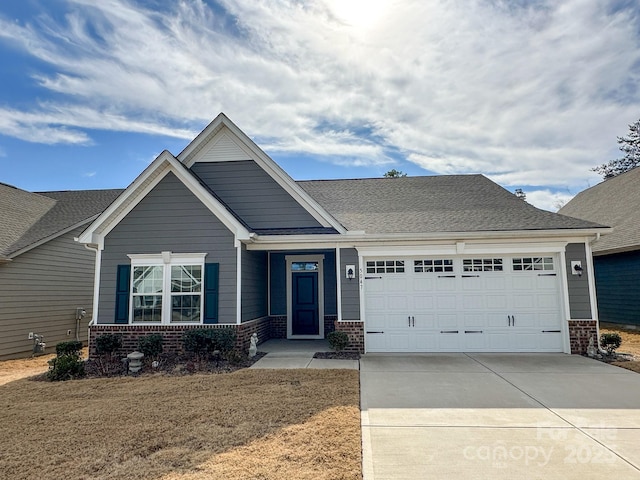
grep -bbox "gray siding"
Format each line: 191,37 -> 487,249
340,248 -> 361,320
241,245 -> 268,321
0,227 -> 94,359
565,243 -> 593,319
98,173 -> 237,323
191,161 -> 323,229
269,250 -> 337,316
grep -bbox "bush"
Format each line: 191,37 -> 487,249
327,331 -> 350,352
138,334 -> 164,358
47,354 -> 85,381
56,340 -> 83,357
95,334 -> 122,356
182,328 -> 237,358
600,333 -> 622,355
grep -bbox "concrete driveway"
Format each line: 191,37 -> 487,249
360,354 -> 640,479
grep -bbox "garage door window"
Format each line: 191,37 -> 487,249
414,259 -> 453,273
512,257 -> 554,271
463,258 -> 503,272
366,260 -> 405,273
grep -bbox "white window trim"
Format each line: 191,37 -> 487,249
127,252 -> 207,325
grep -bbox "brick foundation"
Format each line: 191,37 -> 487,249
89,317 -> 271,359
568,320 -> 598,354
269,316 -> 287,339
334,320 -> 364,353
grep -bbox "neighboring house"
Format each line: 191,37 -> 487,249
78,113 -> 609,356
0,183 -> 123,359
559,167 -> 640,327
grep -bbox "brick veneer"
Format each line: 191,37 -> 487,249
334,320 -> 364,353
89,316 -> 271,359
269,316 -> 287,339
568,320 -> 598,354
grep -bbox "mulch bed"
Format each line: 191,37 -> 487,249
313,351 -> 361,360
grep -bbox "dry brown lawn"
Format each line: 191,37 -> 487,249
0,369 -> 361,480
600,323 -> 640,373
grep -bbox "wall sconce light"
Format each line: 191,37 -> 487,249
345,265 -> 356,280
571,261 -> 583,277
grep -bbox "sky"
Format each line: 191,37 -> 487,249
0,0 -> 639,212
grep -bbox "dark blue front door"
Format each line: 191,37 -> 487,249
292,272 -> 319,335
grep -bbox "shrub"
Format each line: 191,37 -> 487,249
327,331 -> 350,352
56,340 -> 83,357
600,333 -> 622,355
182,328 -> 237,359
47,354 -> 85,381
95,334 -> 122,356
138,334 -> 164,358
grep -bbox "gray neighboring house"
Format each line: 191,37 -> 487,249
0,183 -> 122,359
78,113 -> 609,356
559,167 -> 640,327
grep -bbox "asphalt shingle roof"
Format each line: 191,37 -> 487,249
559,167 -> 639,254
298,175 -> 605,234
0,185 -> 123,257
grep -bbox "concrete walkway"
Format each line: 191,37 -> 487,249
249,339 -> 359,369
361,353 -> 640,479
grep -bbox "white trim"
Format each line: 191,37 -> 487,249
267,251 -> 272,316
358,253 -> 366,349
285,254 -> 325,339
584,241 -> 599,323
127,252 -> 207,325
245,232 -> 609,251
77,151 -> 251,247
179,114 -> 346,233
336,246 -> 342,322
236,244 -> 242,325
85,243 -> 102,324
558,249 -> 572,353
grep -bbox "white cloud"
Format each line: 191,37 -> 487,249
0,0 -> 638,192
524,189 -> 577,212
83,171 -> 97,177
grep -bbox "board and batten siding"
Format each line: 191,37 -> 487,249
241,245 -> 268,322
340,248 -> 361,320
594,250 -> 640,326
0,227 -> 94,359
191,161 -> 323,230
565,243 -> 593,319
98,173 -> 237,324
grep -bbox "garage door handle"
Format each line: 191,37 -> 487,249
367,331 -> 384,334
538,273 -> 557,276
465,330 -> 483,334
365,276 -> 383,279
542,330 -> 561,333
508,315 -> 512,326
462,275 -> 480,278
438,275 -> 456,278
440,330 -> 459,334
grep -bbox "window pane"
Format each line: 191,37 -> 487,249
171,295 -> 201,322
132,295 -> 162,322
132,266 -> 163,294
171,265 -> 202,293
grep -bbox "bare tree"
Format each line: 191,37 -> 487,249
592,119 -> 640,179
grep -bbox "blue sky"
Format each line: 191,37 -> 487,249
1,0 -> 639,211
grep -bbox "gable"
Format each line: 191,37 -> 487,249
192,160 -> 324,230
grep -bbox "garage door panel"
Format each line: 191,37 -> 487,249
364,255 -> 565,353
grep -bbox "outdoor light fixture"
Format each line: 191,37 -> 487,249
346,265 -> 356,280
571,261 -> 583,277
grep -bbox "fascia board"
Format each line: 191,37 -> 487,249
78,151 -> 250,246
179,114 -> 346,233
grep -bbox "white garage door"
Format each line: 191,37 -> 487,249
364,256 -> 564,352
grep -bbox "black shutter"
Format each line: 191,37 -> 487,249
114,264 -> 131,324
203,263 -> 219,324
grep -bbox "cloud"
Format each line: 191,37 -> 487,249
525,189 -> 576,212
82,171 -> 97,177
0,0 -> 638,193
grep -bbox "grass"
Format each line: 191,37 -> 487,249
600,323 -> 640,373
0,368 -> 361,480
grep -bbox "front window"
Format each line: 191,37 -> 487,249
129,253 -> 206,324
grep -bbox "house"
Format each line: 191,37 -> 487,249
559,167 -> 640,327
78,113 -> 609,356
0,183 -> 123,359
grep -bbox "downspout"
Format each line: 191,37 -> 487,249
585,236 -> 606,355
84,243 -> 102,346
